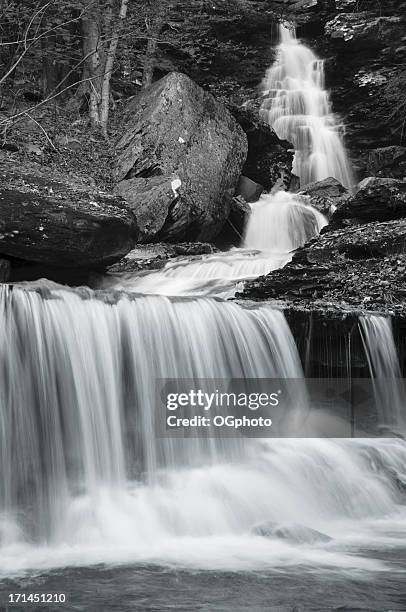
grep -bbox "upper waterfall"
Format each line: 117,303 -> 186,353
261,24 -> 354,188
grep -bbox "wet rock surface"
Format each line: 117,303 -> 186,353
319,3 -> 406,175
241,218 -> 406,317
230,103 -> 293,191
0,258 -> 10,282
0,156 -> 137,268
333,177 -> 406,222
298,177 -> 349,217
114,72 -> 247,242
252,521 -> 332,544
106,242 -> 218,274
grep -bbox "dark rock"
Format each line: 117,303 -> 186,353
320,6 -> 406,168
114,72 -> 248,242
325,13 -> 403,45
252,521 -> 332,544
230,102 -> 294,191
240,218 -> 406,316
217,195 -> 251,247
299,177 -> 349,217
236,176 -> 263,203
289,174 -> 301,192
106,242 -> 217,274
333,177 -> 406,222
366,146 -> 406,178
0,258 -> 10,282
0,142 -> 19,153
114,175 -> 181,242
0,158 -> 137,268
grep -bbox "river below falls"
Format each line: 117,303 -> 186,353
1,558 -> 406,611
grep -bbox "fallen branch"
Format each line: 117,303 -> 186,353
23,112 -> 56,149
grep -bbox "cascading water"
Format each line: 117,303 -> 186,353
244,190 -> 326,251
360,315 -> 406,433
261,24 -> 354,188
1,284 -> 406,576
103,192 -> 327,298
103,26 -> 350,299
1,23 -> 406,599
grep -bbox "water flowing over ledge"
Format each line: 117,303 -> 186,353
0,17 -> 405,589
0,284 -> 406,575
103,191 -> 327,299
261,24 -> 354,188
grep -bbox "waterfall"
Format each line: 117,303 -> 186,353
1,284 -> 406,575
244,190 -> 326,251
104,191 -> 326,298
1,22 -> 406,584
359,316 -> 406,434
261,24 -> 354,188
0,285 -> 301,542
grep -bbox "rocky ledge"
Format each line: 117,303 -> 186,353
106,242 -> 217,274
0,154 -> 137,269
240,177 -> 406,318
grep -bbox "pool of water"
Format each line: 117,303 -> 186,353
1,557 -> 406,612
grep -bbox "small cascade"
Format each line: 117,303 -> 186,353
244,191 -> 327,251
359,316 -> 406,434
261,24 -> 353,188
104,192 -> 326,298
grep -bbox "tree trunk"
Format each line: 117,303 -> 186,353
82,13 -> 103,126
81,0 -> 128,133
142,1 -> 168,89
100,0 -> 129,133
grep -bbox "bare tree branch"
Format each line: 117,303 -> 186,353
23,111 -> 56,149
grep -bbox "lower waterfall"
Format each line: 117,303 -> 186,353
0,285 -> 406,575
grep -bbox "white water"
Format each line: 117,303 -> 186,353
360,315 -> 406,434
261,24 -> 354,188
104,191 -> 327,298
0,285 -> 406,577
0,28 -> 405,583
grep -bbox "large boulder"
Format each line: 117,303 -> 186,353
114,72 -> 248,242
333,177 -> 406,222
0,157 -> 137,268
114,175 -> 181,243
